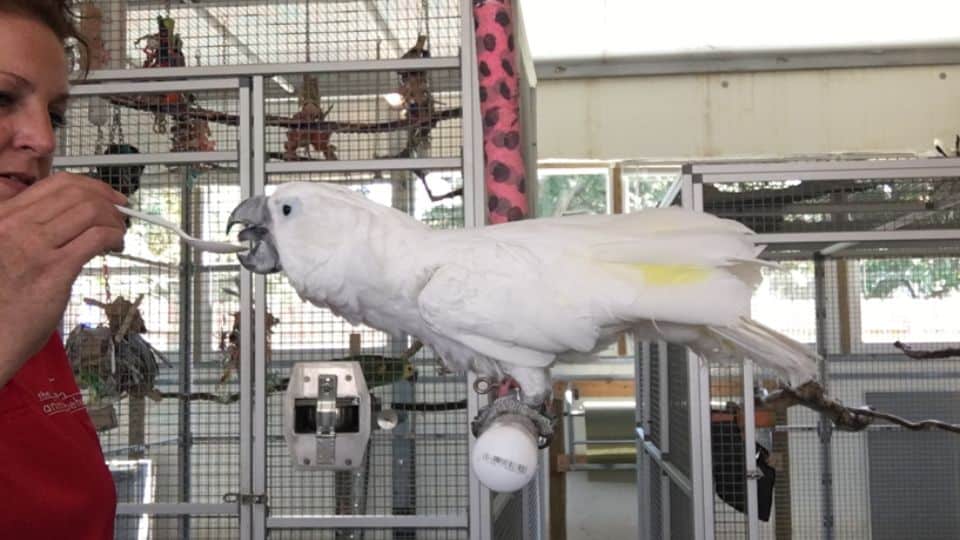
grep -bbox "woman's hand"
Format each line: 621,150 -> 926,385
0,173 -> 126,388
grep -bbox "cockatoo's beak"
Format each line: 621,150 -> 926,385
228,195 -> 282,274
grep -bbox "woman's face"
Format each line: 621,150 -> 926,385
0,15 -> 69,202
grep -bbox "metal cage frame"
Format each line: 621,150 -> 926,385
56,0 -> 542,538
635,158 -> 960,540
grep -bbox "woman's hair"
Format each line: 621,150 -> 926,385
0,0 -> 87,56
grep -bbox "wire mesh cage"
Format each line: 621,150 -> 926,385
59,161 -> 244,540
260,69 -> 462,164
267,530 -> 468,539
59,88 -> 237,158
261,172 -> 469,530
653,158 -> 960,540
72,0 -> 461,73
50,0 -> 545,536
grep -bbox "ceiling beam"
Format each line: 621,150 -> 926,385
178,0 -> 295,93
536,46 -> 960,80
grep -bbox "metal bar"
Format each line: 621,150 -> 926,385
461,0 -> 486,231
116,503 -> 238,515
640,437 -> 693,496
695,360 -> 715,540
687,351 -> 714,540
535,47 -> 960,80
680,173 -> 694,210
82,58 -> 462,82
756,230 -> 960,244
265,157 -> 461,174
742,360 -> 760,539
690,156 -> 960,176
658,172 -> 685,208
657,343 -> 671,539
267,515 -> 469,529
570,439 -> 636,445
238,77 -> 253,540
813,255 -> 835,540
635,341 -> 650,540
705,168 -> 960,182
565,463 -> 637,471
389,185 -> 418,540
98,253 -> 176,270
252,75 -> 268,539
679,167 -> 714,540
70,77 -> 242,96
177,167 -> 194,539
54,151 -> 236,168
462,1 -> 492,536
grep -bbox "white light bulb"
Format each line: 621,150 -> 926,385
471,414 -> 539,492
382,92 -> 405,109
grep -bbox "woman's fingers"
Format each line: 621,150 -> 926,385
57,225 -> 126,275
37,197 -> 125,248
5,172 -> 126,219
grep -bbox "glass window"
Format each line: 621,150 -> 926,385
537,166 -> 610,217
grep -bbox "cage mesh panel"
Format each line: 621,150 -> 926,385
267,530 -> 467,539
648,343 -> 661,446
261,69 -> 461,163
702,177 -> 960,234
263,173 -> 467,519
61,164 -> 241,511
114,516 -> 238,540
666,345 -> 690,479
742,252 -> 960,539
669,483 -> 695,540
649,459 -> 662,539
59,1 -> 473,536
60,90 -> 238,157
492,491 -> 523,540
710,363 -> 748,539
75,1 -> 460,73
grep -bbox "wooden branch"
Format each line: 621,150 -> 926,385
114,294 -> 145,343
400,340 -> 424,361
894,340 -> 960,359
108,95 -> 461,133
758,380 -> 960,435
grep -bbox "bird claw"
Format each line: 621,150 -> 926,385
472,376 -> 522,398
471,394 -> 557,449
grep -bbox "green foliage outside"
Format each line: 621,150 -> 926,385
537,172 -> 608,217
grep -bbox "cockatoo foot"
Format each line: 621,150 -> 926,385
471,394 -> 556,449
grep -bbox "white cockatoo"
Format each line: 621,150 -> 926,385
227,182 -> 818,410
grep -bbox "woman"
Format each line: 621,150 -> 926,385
0,1 -> 127,537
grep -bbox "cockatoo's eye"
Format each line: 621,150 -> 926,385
282,204 -> 292,216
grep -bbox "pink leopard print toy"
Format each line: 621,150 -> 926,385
474,0 -> 527,223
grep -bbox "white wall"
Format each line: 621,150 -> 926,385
536,65 -> 960,160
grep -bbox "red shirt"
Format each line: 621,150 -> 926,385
0,333 -> 117,539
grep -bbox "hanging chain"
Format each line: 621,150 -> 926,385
421,0 -> 430,47
304,0 -> 311,63
110,105 -> 125,145
95,125 -> 105,155
101,256 -> 112,303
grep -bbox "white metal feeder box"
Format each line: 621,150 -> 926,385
283,362 -> 371,471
